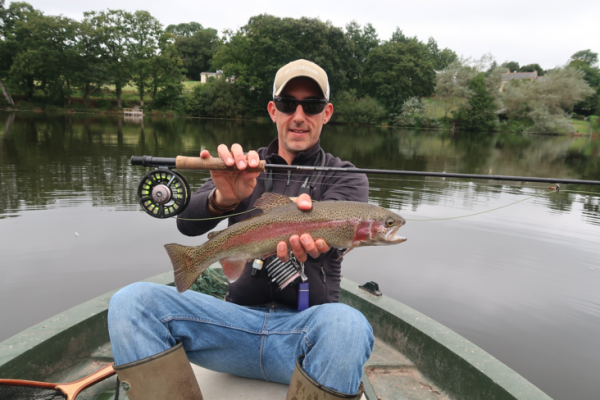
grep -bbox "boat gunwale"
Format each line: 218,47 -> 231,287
0,269 -> 552,400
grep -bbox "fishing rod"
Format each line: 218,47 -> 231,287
130,154 -> 600,219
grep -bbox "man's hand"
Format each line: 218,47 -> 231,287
276,193 -> 331,263
201,144 -> 260,210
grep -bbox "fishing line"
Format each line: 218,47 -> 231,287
171,188 -> 597,223
182,168 -> 594,194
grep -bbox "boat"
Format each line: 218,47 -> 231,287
0,267 -> 553,399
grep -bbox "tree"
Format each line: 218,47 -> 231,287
184,76 -> 245,118
86,9 -> 134,108
361,39 -> 436,112
174,27 -> 220,80
426,37 -> 457,70
501,67 -> 595,132
520,63 -> 544,75
213,14 -> 353,115
568,59 -> 600,115
501,61 -> 520,73
75,13 -> 109,106
570,50 -> 598,67
165,22 -> 203,37
454,72 -> 497,132
150,32 -> 185,110
434,61 -> 477,117
128,10 -> 162,106
344,21 -> 379,90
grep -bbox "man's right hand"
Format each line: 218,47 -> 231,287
200,144 -> 260,210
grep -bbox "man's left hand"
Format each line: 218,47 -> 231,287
277,194 -> 331,263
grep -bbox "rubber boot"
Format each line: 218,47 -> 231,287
113,342 -> 203,400
285,356 -> 364,400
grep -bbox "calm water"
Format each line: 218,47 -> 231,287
1,112 -> 599,399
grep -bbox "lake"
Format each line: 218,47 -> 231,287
1,111 -> 599,399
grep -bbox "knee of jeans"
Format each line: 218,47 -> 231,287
108,282 -> 155,327
313,304 -> 374,349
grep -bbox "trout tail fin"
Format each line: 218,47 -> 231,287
164,244 -> 212,293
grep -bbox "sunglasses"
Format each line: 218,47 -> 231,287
273,97 -> 327,115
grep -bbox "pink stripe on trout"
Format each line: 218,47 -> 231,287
164,193 -> 406,293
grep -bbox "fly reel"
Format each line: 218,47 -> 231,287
137,169 -> 191,219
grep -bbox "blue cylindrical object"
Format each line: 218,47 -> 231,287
298,282 -> 309,311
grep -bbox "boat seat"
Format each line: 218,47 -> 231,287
191,364 -> 289,399
191,364 -> 368,399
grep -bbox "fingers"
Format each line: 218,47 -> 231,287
217,144 -> 259,170
296,193 -> 312,210
200,150 -> 211,159
289,235 -> 307,263
247,150 -> 259,168
217,144 -> 234,167
231,143 -> 246,170
277,242 -> 289,263
315,239 -> 330,253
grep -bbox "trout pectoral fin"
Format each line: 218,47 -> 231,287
220,258 -> 247,283
336,241 -> 362,261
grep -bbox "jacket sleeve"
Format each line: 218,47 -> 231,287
176,178 -> 224,237
318,158 -> 369,203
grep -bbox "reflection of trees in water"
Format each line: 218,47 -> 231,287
1,112 -> 599,224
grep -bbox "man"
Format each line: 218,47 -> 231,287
108,59 -> 373,400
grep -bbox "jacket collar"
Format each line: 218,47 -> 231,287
265,138 -> 322,165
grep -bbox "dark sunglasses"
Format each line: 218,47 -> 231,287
273,97 -> 327,115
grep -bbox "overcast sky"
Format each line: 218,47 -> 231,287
23,0 -> 599,70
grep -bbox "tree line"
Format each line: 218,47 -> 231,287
0,1 -> 597,134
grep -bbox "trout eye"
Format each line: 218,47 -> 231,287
385,218 -> 394,228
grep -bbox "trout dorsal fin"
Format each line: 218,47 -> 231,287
254,192 -> 293,212
207,229 -> 225,240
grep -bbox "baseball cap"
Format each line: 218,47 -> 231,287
272,59 -> 330,100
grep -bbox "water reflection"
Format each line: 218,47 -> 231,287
1,112 -> 599,226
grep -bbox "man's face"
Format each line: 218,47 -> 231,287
268,77 -> 334,163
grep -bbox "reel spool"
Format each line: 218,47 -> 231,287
137,169 -> 191,218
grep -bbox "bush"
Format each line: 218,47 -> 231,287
184,77 -> 245,118
390,97 -> 440,128
454,73 -> 497,132
330,90 -> 386,124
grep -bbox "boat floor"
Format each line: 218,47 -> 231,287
191,337 -> 448,400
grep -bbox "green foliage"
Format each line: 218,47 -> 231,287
150,33 -> 186,110
165,22 -> 203,37
501,67 -> 595,133
184,77 -> 246,118
213,14 -> 353,115
345,21 -> 379,91
362,39 -> 436,112
329,89 -> 385,124
454,73 -> 497,132
520,63 -> 544,75
173,27 -> 220,80
502,61 -> 520,72
570,50 -> 598,67
426,37 -> 458,70
390,96 -> 440,128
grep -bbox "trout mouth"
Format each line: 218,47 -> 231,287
385,226 -> 407,243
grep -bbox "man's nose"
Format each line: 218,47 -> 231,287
292,104 -> 306,123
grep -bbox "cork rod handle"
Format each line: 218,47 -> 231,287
175,156 -> 266,173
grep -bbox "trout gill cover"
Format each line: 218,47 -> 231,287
165,193 -> 407,293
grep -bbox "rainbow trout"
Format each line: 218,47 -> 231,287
165,192 -> 407,292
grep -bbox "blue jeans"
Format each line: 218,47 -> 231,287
108,282 -> 374,394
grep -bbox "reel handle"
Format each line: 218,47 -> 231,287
175,156 -> 266,173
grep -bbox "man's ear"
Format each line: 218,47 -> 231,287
267,101 -> 277,122
323,103 -> 333,124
